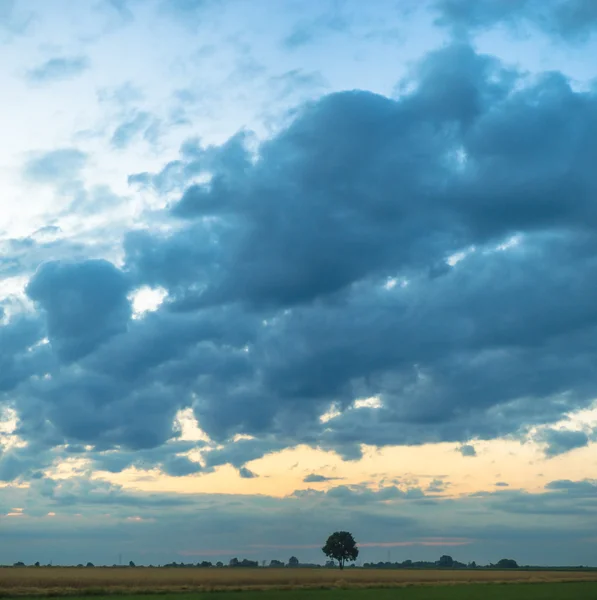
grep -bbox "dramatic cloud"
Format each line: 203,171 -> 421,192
2,41 -> 596,481
4,0 -> 597,569
25,56 -> 89,83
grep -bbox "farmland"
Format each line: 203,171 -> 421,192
1,567 -> 597,597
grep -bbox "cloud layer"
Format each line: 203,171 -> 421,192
3,40 -> 597,485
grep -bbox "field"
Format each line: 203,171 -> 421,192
1,567 -> 597,597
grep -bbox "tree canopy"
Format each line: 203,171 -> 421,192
322,531 -> 359,569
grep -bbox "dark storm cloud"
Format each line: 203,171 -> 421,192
120,43 -> 597,456
138,46 -> 597,312
5,41 -> 597,476
25,56 -> 90,83
434,0 -> 597,42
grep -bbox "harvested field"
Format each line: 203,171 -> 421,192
1,567 -> 597,597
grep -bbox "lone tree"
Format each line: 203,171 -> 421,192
496,558 -> 518,569
322,531 -> 359,570
438,555 -> 454,568
288,556 -> 299,567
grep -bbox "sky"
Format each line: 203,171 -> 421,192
1,0 -> 597,568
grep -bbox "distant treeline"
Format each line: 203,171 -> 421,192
363,556 -> 518,569
5,555 -> 596,570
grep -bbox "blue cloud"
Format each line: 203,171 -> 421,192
22,149 -> 87,184
283,8 -> 350,49
0,0 -> 33,37
435,0 -> 597,42
110,111 -> 161,149
26,56 -> 89,83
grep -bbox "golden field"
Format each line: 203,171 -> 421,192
1,567 -> 597,596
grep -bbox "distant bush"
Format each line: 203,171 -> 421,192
496,558 -> 519,569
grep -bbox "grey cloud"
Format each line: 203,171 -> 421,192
325,484 -> 425,504
0,444 -> 55,482
545,479 -> 597,497
0,313 -> 48,394
303,473 -> 341,483
26,259 -> 131,362
488,484 -> 597,517
426,479 -> 447,493
137,44 -> 597,313
538,428 -> 590,457
161,454 -> 204,477
90,440 -> 205,475
238,466 -> 258,479
458,444 -> 477,457
203,439 -> 286,469
26,56 -> 89,83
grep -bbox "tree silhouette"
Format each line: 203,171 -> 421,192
322,531 -> 358,570
438,555 -> 454,567
496,558 -> 518,569
288,556 -> 299,567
